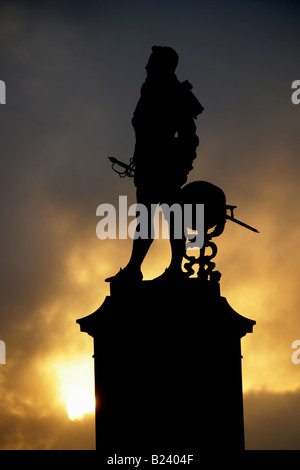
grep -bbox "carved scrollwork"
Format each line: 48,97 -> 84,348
183,238 -> 221,282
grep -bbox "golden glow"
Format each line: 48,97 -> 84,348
55,358 -> 95,420
66,387 -> 95,420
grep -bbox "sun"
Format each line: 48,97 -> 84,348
66,387 -> 95,420
55,357 -> 95,420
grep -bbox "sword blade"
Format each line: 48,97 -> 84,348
226,215 -> 259,233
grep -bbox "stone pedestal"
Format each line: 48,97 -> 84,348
77,278 -> 255,454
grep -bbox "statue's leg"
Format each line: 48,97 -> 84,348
163,206 -> 186,273
105,189 -> 158,282
125,203 -> 155,271
168,237 -> 186,273
160,191 -> 186,275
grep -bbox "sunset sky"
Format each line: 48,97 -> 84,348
0,0 -> 300,450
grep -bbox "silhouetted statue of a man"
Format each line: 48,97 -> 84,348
106,46 -> 204,282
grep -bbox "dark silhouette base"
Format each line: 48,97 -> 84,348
77,277 -> 255,457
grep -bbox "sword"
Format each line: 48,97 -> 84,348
108,157 -> 135,178
226,215 -> 259,233
108,158 -> 259,233
226,205 -> 259,233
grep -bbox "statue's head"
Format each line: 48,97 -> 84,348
146,46 -> 179,77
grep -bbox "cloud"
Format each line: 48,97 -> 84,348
0,394 -> 95,450
0,0 -> 299,450
244,388 -> 300,450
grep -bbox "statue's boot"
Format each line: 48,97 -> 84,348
153,266 -> 187,281
105,266 -> 143,283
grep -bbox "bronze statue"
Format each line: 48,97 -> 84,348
106,46 -> 204,282
106,47 -> 258,283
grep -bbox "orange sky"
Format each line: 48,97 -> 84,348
0,0 -> 300,451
